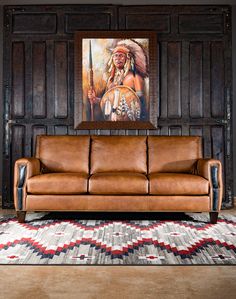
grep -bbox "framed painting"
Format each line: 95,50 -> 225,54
74,31 -> 158,129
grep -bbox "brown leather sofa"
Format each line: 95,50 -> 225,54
14,135 -> 223,223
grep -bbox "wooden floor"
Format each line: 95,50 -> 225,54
0,207 -> 236,299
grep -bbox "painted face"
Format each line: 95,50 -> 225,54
112,52 -> 127,69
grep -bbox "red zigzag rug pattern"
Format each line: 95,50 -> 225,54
0,214 -> 235,264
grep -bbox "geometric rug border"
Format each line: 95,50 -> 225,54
1,213 -> 235,265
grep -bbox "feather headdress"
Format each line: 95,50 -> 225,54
115,39 -> 148,78
107,39 -> 149,79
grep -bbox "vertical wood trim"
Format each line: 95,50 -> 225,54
68,40 -> 74,122
55,42 -> 68,118
32,42 -> 46,118
160,42 -> 167,118
54,125 -> 68,135
203,42 -> 211,118
32,125 -> 46,156
167,42 -> 181,118
160,126 -> 168,135
24,125 -> 32,157
182,125 -> 189,136
203,126 -> 212,158
169,126 -> 182,136
46,40 -> 54,119
12,42 -> 25,117
181,41 -> 190,118
212,125 -> 224,165
190,126 -> 203,137
211,125 -> 225,202
190,42 -> 203,118
211,41 -> 224,118
11,125 -> 25,161
25,41 -> 33,119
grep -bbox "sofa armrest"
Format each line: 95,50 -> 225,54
14,158 -> 41,211
196,159 -> 223,211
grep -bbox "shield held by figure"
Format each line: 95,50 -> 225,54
100,86 -> 141,121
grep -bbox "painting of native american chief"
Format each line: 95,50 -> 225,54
83,38 -> 149,122
74,31 -> 157,129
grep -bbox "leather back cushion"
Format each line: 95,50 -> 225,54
148,136 -> 202,174
91,136 -> 147,174
36,136 -> 90,173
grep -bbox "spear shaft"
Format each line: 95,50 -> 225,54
89,40 -> 94,121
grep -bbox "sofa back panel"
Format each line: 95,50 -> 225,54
90,136 -> 147,174
36,136 -> 90,173
148,136 -> 202,174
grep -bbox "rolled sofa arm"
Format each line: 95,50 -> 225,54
14,158 -> 41,211
196,159 -> 223,211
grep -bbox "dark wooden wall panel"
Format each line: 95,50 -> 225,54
25,42 -> 33,119
55,125 -> 68,135
203,42 -> 211,118
160,42 -> 167,119
190,42 -> 203,118
203,127 -> 212,158
2,4 -> 233,209
211,125 -> 225,193
32,126 -> 47,155
189,126 -> 203,137
212,126 -> 224,162
169,126 -> 182,136
46,40 -> 55,120
13,13 -> 57,33
167,42 -> 181,118
211,42 -> 225,118
33,42 -> 46,118
12,42 -> 25,118
8,125 -> 25,200
11,125 -> 25,162
55,42 -> 68,118
181,41 -> 190,119
178,14 -> 224,33
125,14 -> 170,32
65,13 -> 112,32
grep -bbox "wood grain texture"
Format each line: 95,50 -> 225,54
179,14 -> 224,33
32,126 -> 47,156
12,13 -> 57,33
190,42 -> 203,118
211,42 -> 225,118
55,42 -> 68,118
11,125 -> 25,163
33,42 -> 46,118
12,42 -> 25,117
167,42 -> 181,118
124,14 -> 170,32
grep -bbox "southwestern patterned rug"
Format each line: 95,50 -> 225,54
0,213 -> 235,265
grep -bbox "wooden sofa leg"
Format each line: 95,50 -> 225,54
16,211 -> 26,223
209,212 -> 218,224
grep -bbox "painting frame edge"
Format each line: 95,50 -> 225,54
74,30 -> 158,130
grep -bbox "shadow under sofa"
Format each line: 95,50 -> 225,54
14,135 -> 223,224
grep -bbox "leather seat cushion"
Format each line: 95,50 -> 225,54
27,173 -> 88,194
89,172 -> 148,195
149,173 -> 209,195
